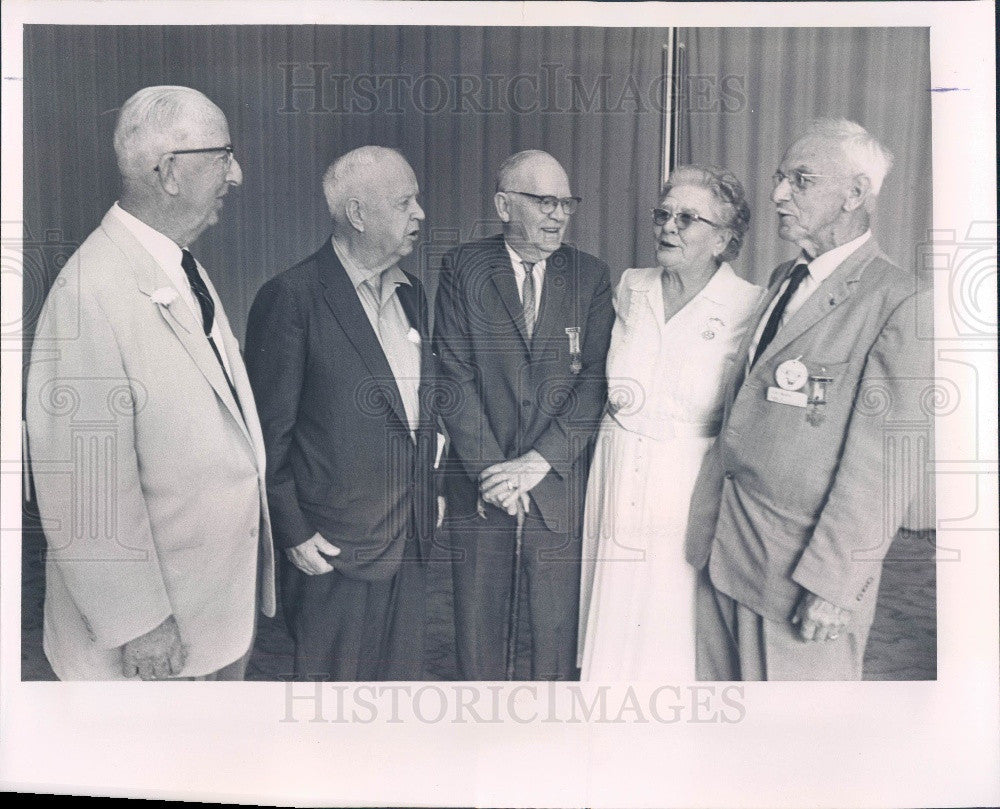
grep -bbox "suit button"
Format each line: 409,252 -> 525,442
521,399 -> 531,408
724,471 -> 734,480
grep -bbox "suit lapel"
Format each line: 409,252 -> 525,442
753,238 -> 880,369
485,240 -> 531,351
101,212 -> 253,446
316,241 -> 410,431
531,246 -> 573,356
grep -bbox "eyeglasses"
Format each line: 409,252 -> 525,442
651,208 -> 722,230
503,190 -> 581,215
154,145 -> 235,172
772,168 -> 836,192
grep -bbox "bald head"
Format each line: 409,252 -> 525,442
114,86 -> 227,181
495,150 -> 569,194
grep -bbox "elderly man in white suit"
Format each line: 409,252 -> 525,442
26,86 -> 275,680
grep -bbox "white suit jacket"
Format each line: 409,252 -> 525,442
26,208 -> 276,679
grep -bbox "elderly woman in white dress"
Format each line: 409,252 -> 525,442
579,165 -> 764,680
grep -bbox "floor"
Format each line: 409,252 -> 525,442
21,508 -> 937,682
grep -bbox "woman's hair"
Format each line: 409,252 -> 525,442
660,164 -> 751,264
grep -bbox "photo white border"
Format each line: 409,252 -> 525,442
2,2 -> 997,806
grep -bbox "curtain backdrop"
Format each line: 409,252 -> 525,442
22,25 -> 670,354
676,27 -> 932,284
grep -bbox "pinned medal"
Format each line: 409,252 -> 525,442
565,326 -> 582,375
806,368 -> 833,426
775,357 -> 808,391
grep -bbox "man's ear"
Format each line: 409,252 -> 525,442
843,173 -> 872,212
493,192 -> 512,223
345,198 -> 365,232
154,155 -> 180,196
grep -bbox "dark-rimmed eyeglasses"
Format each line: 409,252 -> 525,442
154,145 -> 235,172
771,168 -> 835,192
651,208 -> 722,230
503,190 -> 581,215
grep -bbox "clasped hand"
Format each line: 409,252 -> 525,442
479,450 -> 551,516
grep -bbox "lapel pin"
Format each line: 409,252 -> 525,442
775,357 -> 808,391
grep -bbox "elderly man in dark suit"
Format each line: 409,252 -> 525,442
245,146 -> 437,681
434,150 -> 614,680
686,119 -> 933,680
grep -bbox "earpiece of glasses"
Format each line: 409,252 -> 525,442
504,190 -> 581,215
771,169 -> 832,191
154,145 -> 235,172
651,208 -> 721,229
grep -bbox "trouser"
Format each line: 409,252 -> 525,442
282,529 -> 427,681
695,567 -> 869,681
450,504 -> 582,681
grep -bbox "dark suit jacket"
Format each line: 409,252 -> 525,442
433,234 -> 614,535
245,239 -> 437,581
685,237 -> 933,627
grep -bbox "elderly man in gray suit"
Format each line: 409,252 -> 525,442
686,119 -> 932,681
27,86 -> 275,680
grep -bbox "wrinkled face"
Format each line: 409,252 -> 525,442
654,184 -> 729,274
772,136 -> 851,252
170,106 -> 243,242
363,157 -> 425,267
495,158 -> 573,263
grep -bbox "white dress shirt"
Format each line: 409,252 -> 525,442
747,230 -> 872,366
111,202 -> 232,377
331,237 -> 421,436
504,241 -> 545,312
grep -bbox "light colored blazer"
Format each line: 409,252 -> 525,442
26,209 -> 276,679
685,237 -> 933,628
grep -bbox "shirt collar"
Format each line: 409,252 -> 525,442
802,230 -> 872,284
331,235 -> 411,290
111,202 -> 185,268
697,262 -> 744,307
504,240 -> 547,275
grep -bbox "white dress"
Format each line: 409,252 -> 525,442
579,263 -> 763,680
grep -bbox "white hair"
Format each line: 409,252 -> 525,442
322,146 -> 408,222
113,86 -> 222,180
796,118 -> 895,196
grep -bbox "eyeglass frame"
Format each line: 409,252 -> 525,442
154,144 -> 235,172
771,168 -> 840,192
501,189 -> 582,215
651,207 -> 723,230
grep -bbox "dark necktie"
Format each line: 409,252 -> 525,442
750,262 -> 810,369
180,249 -> 244,421
522,261 -> 536,340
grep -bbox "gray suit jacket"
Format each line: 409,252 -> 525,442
685,237 -> 933,627
26,209 -> 276,679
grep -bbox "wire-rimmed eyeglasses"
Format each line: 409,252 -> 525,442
771,168 -> 836,192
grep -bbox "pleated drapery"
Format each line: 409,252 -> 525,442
676,27 -> 932,284
23,25 -> 670,348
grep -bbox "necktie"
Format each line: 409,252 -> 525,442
522,261 -> 536,340
180,249 -> 244,421
181,249 -> 214,335
749,262 -> 810,369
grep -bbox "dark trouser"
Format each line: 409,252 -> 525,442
695,567 -> 869,681
450,504 -> 581,681
282,529 -> 427,681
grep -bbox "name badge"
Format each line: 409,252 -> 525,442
766,386 -> 808,408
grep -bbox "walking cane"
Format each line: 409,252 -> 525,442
504,497 -> 527,681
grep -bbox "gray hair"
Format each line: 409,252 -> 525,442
322,145 -> 406,221
796,118 -> 894,196
661,164 -> 751,264
113,86 -> 222,179
495,149 -> 561,192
